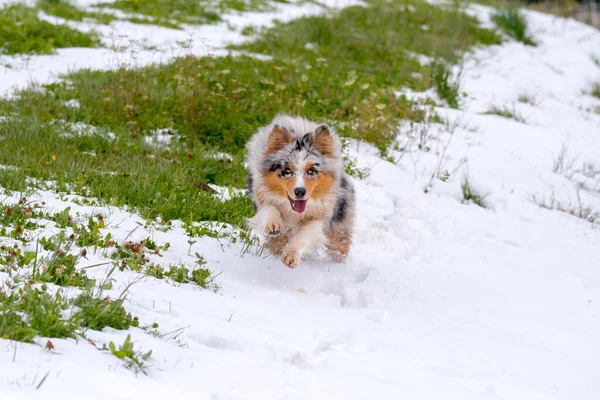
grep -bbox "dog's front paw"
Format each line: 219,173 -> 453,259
265,220 -> 283,237
281,249 -> 300,269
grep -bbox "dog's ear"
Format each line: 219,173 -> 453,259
313,125 -> 334,157
301,132 -> 313,147
266,125 -> 293,154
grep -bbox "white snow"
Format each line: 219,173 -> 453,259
1,1 -> 600,400
144,128 -> 177,146
208,184 -> 247,201
64,99 -> 80,108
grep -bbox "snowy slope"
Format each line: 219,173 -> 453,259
2,2 -> 600,400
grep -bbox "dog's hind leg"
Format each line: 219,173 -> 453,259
325,180 -> 355,262
325,222 -> 353,262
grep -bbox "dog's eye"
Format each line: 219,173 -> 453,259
281,168 -> 293,178
307,167 -> 318,177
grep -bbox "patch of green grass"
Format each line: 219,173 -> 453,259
35,248 -> 94,288
484,104 -> 527,123
591,82 -> 600,99
0,273 -> 136,342
461,177 -> 487,208
0,198 -> 44,242
491,8 -> 537,46
37,0 -> 181,30
163,255 -> 221,291
113,239 -> 222,291
124,16 -> 181,29
105,334 -> 152,375
0,116 -> 252,226
0,222 -> 140,343
340,138 -> 371,179
241,1 -> 500,64
431,60 -> 461,108
240,24 -> 257,36
0,4 -> 100,55
38,0 -> 116,24
235,0 -> 500,150
150,261 -> 222,289
0,244 -> 37,274
343,154 -> 370,179
113,240 -> 151,271
97,0 -> 275,27
517,93 -> 538,106
74,293 -> 135,331
0,285 -> 78,342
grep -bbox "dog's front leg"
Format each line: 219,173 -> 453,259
281,221 -> 323,269
251,204 -> 283,237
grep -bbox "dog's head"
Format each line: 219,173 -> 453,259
261,124 -> 340,214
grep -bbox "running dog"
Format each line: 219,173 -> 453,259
246,114 -> 355,269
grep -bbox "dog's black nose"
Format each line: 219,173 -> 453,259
294,187 -> 306,198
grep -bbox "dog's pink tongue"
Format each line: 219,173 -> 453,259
293,200 -> 307,213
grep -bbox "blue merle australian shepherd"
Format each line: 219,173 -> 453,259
246,114 -> 356,269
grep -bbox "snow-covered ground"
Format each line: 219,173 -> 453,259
2,1 -> 600,400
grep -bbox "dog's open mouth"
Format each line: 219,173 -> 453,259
288,197 -> 308,214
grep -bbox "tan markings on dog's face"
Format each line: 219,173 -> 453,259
284,175 -> 298,199
261,161 -> 334,210
263,163 -> 294,200
313,125 -> 335,157
304,163 -> 334,200
265,125 -> 293,155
